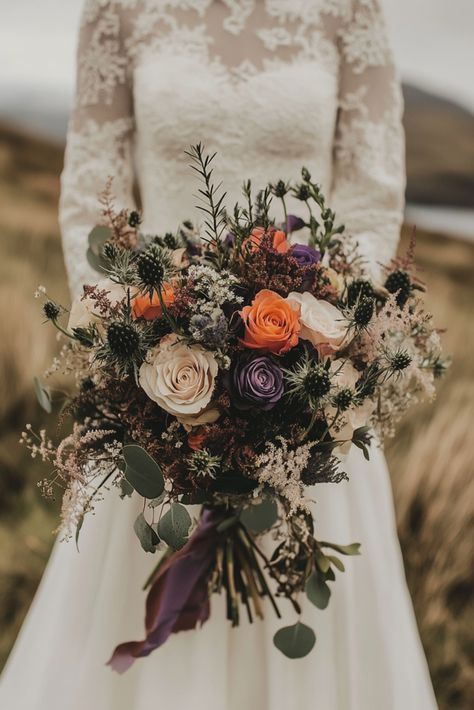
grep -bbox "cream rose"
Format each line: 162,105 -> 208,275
286,292 -> 349,357
68,278 -> 127,330
139,334 -> 219,427
327,359 -> 374,452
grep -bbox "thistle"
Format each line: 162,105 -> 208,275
347,279 -> 374,307
385,269 -> 411,307
353,296 -> 375,327
128,210 -> 142,228
284,352 -> 332,410
333,388 -> 353,411
137,245 -> 169,296
42,300 -> 60,322
387,349 -> 412,373
188,449 -> 222,479
96,317 -> 146,377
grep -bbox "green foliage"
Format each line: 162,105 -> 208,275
306,570 -> 331,610
122,445 -> 165,499
273,621 -> 316,659
33,377 -> 52,413
134,513 -> 160,553
86,225 -> 111,274
240,497 -> 278,534
157,503 -> 192,550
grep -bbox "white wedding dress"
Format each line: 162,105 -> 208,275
0,1 -> 438,708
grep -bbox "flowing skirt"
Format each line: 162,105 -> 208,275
0,446 -> 437,709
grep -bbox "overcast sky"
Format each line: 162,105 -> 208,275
0,0 -> 473,135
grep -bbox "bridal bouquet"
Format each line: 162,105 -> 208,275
26,145 -> 447,670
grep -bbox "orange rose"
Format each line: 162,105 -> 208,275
187,427 -> 208,451
247,227 -> 290,254
132,283 -> 174,321
239,289 -> 300,355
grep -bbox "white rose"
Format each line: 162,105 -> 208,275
286,292 -> 349,357
139,334 -> 219,428
327,359 -> 374,451
68,278 -> 127,330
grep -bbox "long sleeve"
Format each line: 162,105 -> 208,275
59,0 -> 136,297
331,0 -> 405,281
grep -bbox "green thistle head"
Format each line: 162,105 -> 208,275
385,269 -> 412,308
347,279 -> 374,307
334,388 -> 353,411
42,300 -> 60,322
107,321 -> 141,359
388,349 -> 412,372
137,245 -> 169,294
353,296 -> 375,327
188,450 -> 221,479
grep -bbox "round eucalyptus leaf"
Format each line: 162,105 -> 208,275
123,445 -> 164,499
240,496 -> 278,534
158,503 -> 192,550
306,570 -> 331,610
33,376 -> 52,413
88,225 -> 112,249
134,513 -> 160,553
86,247 -> 108,275
273,621 -> 316,659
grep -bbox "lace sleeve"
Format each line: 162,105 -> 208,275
59,0 -> 136,297
330,0 -> 405,281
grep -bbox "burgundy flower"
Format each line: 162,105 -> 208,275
290,243 -> 321,267
232,355 -> 284,410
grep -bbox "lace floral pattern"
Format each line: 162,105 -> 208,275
60,0 -> 405,296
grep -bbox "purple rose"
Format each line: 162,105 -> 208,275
233,355 -> 284,410
290,243 -> 321,267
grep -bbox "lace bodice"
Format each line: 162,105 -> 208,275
59,0 -> 405,296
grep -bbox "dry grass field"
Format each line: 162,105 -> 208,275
0,124 -> 473,708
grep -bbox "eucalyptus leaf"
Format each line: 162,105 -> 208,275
325,567 -> 336,582
314,550 -> 331,574
158,503 -> 192,550
327,555 -> 345,573
240,496 -> 278,534
134,513 -> 160,553
322,542 -> 361,556
273,621 -> 316,659
148,492 -> 166,508
86,247 -> 108,275
33,376 -> 52,413
88,225 -> 112,249
123,445 -> 165,499
119,478 -> 134,499
306,570 -> 331,610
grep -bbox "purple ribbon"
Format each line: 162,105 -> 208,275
107,509 -> 221,673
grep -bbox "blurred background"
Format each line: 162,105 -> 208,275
0,1 -> 473,707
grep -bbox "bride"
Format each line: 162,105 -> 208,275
1,1 -> 437,708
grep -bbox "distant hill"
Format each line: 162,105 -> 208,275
403,84 -> 474,208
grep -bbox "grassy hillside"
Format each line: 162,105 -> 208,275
0,124 -> 473,708
404,84 -> 474,208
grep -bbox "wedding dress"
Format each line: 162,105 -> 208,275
0,1 -> 438,708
